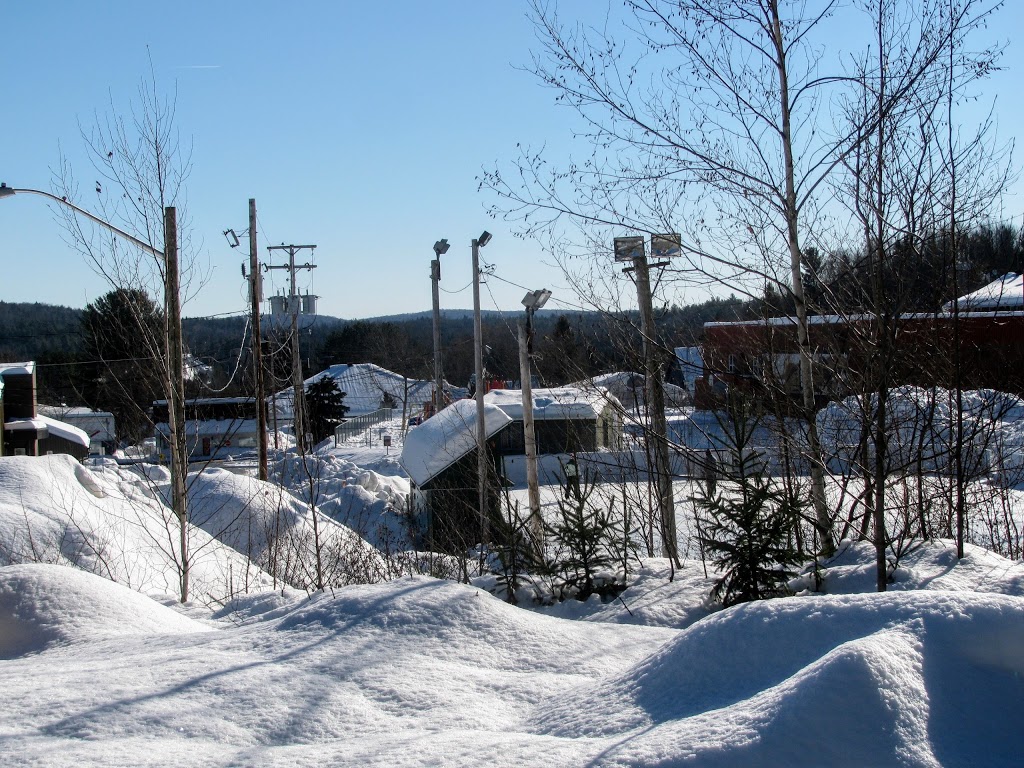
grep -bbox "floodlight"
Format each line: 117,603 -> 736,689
651,233 -> 682,260
477,230 -> 492,247
613,235 -> 645,262
433,238 -> 450,256
223,228 -> 240,248
521,288 -> 552,310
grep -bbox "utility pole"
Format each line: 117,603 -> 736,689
164,206 -> 189,602
616,235 -> 679,565
633,255 -> 677,564
248,200 -> 268,481
266,244 -> 316,452
519,289 -> 551,550
431,239 -> 450,417
472,231 -> 492,555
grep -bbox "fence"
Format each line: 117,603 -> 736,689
334,408 -> 394,445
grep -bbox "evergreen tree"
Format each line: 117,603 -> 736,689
80,288 -> 164,444
695,396 -> 805,607
305,377 -> 349,444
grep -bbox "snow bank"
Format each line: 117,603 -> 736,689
189,467 -> 387,588
817,385 -> 1024,478
0,455 -> 273,604
271,452 -> 412,551
533,589 -> 1024,766
0,563 -> 209,658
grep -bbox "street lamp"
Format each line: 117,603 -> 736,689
431,238 -> 450,417
0,181 -> 192,600
0,184 -> 162,257
518,287 -> 551,551
472,230 -> 492,555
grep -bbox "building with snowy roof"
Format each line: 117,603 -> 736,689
400,398 -> 512,553
484,386 -> 624,456
697,291 -> 1024,410
152,397 -> 264,463
1,362 -> 90,460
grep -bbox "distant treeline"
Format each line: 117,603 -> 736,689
3,221 -> 1020,412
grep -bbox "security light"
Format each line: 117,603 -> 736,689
613,235 -> 645,262
433,238 -> 450,256
477,230 -> 492,247
521,288 -> 552,310
223,229 -> 240,248
651,233 -> 682,260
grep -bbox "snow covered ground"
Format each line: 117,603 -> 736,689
1,543 -> 1022,766
2,403 -> 1024,765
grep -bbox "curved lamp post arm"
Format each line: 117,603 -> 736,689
0,183 -> 163,258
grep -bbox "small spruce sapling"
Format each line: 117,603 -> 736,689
694,395 -> 805,607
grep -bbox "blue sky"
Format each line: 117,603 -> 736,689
1,1 -> 1021,321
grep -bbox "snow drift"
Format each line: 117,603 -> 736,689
0,455 -> 273,603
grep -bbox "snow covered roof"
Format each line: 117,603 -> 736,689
275,363 -> 465,419
484,386 -> 615,421
38,405 -> 115,419
2,415 -> 89,447
947,272 -> 1024,310
705,306 -> 1024,329
0,361 -> 34,377
400,398 -> 512,487
4,417 -> 48,433
37,415 -> 90,448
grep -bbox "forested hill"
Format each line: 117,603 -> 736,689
0,302 -> 85,361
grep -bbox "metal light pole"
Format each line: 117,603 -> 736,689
520,288 -> 551,550
431,238 -> 450,417
0,182 -> 191,600
472,230 -> 492,553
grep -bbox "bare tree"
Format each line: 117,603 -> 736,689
53,58 -> 208,601
483,0 -> 882,556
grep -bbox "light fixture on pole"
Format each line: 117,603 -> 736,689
431,238 -> 450,418
1,181 -> 191,600
518,287 -> 551,552
614,232 -> 679,564
472,230 -> 492,557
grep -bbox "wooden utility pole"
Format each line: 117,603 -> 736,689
471,232 -> 492,554
248,200 -> 268,481
164,206 -> 189,602
266,244 -> 316,452
518,320 -> 543,548
630,253 -> 678,564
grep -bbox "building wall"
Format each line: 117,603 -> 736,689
698,313 -> 1024,409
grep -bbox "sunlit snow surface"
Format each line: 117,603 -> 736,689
1,549 -> 1023,766
3,433 -> 1024,765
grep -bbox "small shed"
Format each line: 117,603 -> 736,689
38,405 -> 116,456
484,386 -> 624,457
400,398 -> 512,553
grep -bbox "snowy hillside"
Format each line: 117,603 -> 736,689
0,455 -> 274,604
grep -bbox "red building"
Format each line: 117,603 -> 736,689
696,309 -> 1024,410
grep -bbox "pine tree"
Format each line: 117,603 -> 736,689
305,377 -> 349,444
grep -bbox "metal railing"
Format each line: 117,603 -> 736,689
334,408 -> 394,445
